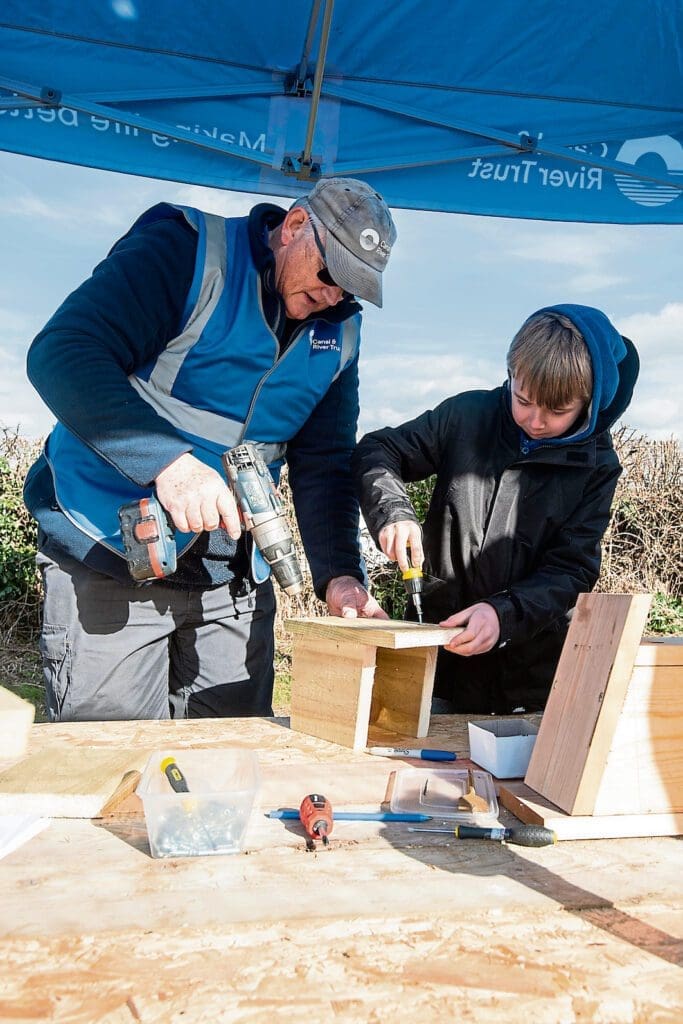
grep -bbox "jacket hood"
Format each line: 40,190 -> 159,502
528,304 -> 639,445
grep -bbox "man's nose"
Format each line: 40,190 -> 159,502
320,283 -> 344,305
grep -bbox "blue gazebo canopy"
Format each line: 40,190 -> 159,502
1,1 -> 682,221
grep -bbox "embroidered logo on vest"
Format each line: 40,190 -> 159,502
309,326 -> 341,354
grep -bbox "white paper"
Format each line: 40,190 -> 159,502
0,815 -> 51,859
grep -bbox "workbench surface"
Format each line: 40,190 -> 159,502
1,716 -> 681,1023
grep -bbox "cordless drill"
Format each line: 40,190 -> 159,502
119,443 -> 304,595
222,444 -> 304,596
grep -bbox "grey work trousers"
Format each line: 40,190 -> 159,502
36,549 -> 276,721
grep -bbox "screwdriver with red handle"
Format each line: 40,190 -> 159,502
299,793 -> 334,850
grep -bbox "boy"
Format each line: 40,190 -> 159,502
352,304 -> 639,714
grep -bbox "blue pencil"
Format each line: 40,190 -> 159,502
265,809 -> 432,822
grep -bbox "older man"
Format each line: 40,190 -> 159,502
25,177 -> 396,721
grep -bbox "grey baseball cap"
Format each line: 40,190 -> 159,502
305,177 -> 397,307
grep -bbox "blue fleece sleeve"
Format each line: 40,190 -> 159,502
286,353 -> 365,600
26,215 -> 198,487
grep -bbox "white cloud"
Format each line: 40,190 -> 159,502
0,345 -> 54,438
170,185 -> 276,218
625,396 -> 680,439
614,303 -> 683,438
505,231 -> 622,268
358,351 -> 500,434
499,228 -> 634,294
616,302 -> 683,355
565,272 -> 626,293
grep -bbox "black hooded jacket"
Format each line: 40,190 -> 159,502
352,314 -> 639,714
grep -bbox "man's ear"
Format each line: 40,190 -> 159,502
280,205 -> 309,245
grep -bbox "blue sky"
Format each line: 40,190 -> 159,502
0,149 -> 681,442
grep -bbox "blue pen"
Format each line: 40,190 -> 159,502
265,809 -> 432,822
366,747 -> 457,762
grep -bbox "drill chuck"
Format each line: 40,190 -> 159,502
251,520 -> 304,596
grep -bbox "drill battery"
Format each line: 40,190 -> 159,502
118,494 -> 177,581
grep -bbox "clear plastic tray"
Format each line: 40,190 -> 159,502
390,768 -> 498,822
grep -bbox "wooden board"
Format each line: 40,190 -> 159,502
499,780 -> 683,840
0,746 -> 151,818
285,616 -> 463,649
289,636 -> 377,748
0,685 -> 35,761
591,663 -> 683,815
524,593 -> 652,814
636,637 -> 683,666
371,646 -> 436,736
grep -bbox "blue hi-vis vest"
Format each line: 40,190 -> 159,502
44,206 -> 361,560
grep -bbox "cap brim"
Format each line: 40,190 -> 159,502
325,233 -> 383,307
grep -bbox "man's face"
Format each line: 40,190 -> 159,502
275,208 -> 347,320
510,377 -> 585,439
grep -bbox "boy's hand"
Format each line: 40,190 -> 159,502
326,576 -> 389,620
378,520 -> 423,572
440,602 -> 500,656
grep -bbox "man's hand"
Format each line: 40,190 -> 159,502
378,519 -> 423,572
440,602 -> 500,656
325,576 -> 389,620
155,452 -> 241,538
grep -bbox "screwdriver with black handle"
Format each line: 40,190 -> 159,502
408,824 -> 557,847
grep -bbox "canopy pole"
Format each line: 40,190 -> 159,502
300,0 -> 334,172
282,0 -> 335,180
295,0 -> 323,91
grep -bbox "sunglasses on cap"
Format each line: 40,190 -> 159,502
309,216 -> 353,299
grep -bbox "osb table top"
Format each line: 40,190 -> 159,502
1,716 -> 681,1023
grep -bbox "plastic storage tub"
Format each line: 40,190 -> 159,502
137,748 -> 259,858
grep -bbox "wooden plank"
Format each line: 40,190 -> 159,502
571,594 -> 653,814
525,593 -> 651,814
635,638 -> 683,666
370,646 -> 436,737
499,781 -> 683,840
0,746 -> 151,818
285,616 -> 462,649
592,664 -> 683,815
289,635 -> 376,749
0,685 -> 35,761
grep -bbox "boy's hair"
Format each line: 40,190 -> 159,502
506,311 -> 593,409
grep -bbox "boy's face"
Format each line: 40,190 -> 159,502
510,378 -> 585,440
